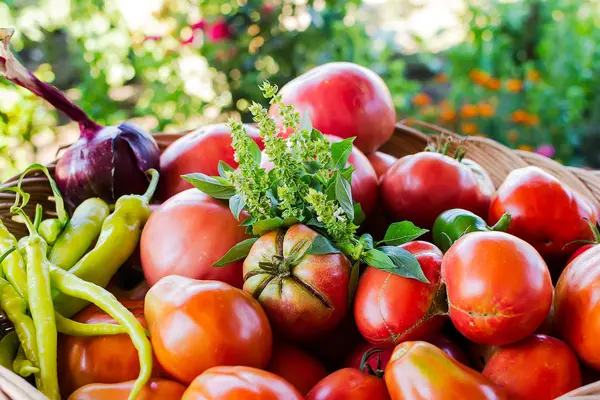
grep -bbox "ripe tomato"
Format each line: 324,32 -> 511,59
270,62 -> 396,154
488,166 -> 597,259
306,368 -> 390,400
354,241 -> 446,345
58,301 -> 162,397
67,379 -> 186,400
443,231 -> 553,346
344,341 -> 393,371
141,189 -> 247,288
482,334 -> 581,400
426,332 -> 471,366
367,151 -> 397,179
181,366 -> 302,400
244,224 -> 351,341
555,244 -> 600,370
380,152 -> 491,229
385,341 -> 508,399
266,342 -> 329,395
145,276 -> 272,384
158,124 -> 263,200
566,243 -> 595,265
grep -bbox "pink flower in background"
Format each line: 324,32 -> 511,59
191,20 -> 206,31
206,18 -> 232,42
535,144 -> 556,158
261,4 -> 277,15
143,35 -> 163,42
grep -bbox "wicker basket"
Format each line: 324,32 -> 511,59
1,120 -> 599,399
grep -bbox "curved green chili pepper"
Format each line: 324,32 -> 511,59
38,219 -> 63,246
12,345 -> 39,378
49,198 -> 110,270
54,312 -> 127,336
0,331 -> 19,372
432,208 -> 512,252
48,264 -> 152,400
0,222 -> 27,300
54,170 -> 159,318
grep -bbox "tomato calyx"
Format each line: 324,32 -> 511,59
425,134 -> 466,162
360,348 -> 385,378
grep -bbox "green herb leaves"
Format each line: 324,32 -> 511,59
213,237 -> 259,267
378,221 -> 429,246
183,173 -> 235,200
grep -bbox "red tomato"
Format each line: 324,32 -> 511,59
270,62 -> 396,154
141,189 -> 247,288
344,341 -> 393,371
380,152 -> 491,229
385,341 -> 509,400
58,301 -> 162,397
443,231 -> 553,346
566,243 -> 595,265
482,334 -> 581,400
145,276 -> 272,384
158,124 -> 263,200
354,241 -> 446,345
488,166 -> 597,259
306,368 -> 390,400
181,366 -> 302,400
555,244 -> 600,370
67,379 -> 186,400
266,342 -> 328,395
367,151 -> 397,179
426,332 -> 471,366
243,224 -> 351,341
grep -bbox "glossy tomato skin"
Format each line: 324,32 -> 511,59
354,241 -> 446,346
58,301 -> 162,397
380,152 -> 491,230
141,189 -> 247,288
67,379 -> 186,400
566,243 -> 595,265
385,341 -> 508,400
181,366 -> 302,400
266,342 -> 329,395
145,276 -> 272,384
488,166 -> 597,259
344,341 -> 393,371
426,332 -> 471,366
482,334 -> 581,400
244,224 -> 351,341
158,124 -> 263,200
306,368 -> 390,400
270,62 -> 396,154
555,244 -> 600,370
367,152 -> 397,179
443,231 -> 553,346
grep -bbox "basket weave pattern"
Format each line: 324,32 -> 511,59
0,121 -> 599,399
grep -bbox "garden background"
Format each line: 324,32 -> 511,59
1,0 -> 598,180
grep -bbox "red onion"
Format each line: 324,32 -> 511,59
0,28 -> 160,209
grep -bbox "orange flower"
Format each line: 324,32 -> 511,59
477,102 -> 495,118
517,144 -> 534,152
461,122 -> 478,135
507,130 -> 519,143
527,69 -> 541,82
460,104 -> 478,119
434,72 -> 449,83
485,78 -> 501,91
511,109 -> 528,124
506,79 -> 523,92
469,69 -> 489,85
523,113 -> 540,126
412,93 -> 432,106
440,108 -> 456,122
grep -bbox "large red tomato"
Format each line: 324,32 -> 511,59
67,379 -> 186,400
266,342 -> 329,395
58,301 -> 162,397
367,152 -> 397,179
443,231 -> 553,346
385,341 -> 509,400
243,224 -> 351,341
555,244 -> 600,370
305,368 -> 390,400
380,152 -> 491,229
270,62 -> 396,154
145,276 -> 272,384
158,124 -> 263,200
488,166 -> 597,259
141,189 -> 247,288
181,366 -> 302,400
354,241 -> 446,345
482,334 -> 581,400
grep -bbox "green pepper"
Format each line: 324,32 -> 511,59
0,223 -> 28,300
12,345 -> 39,378
53,169 -> 158,318
0,331 -> 19,372
38,219 -> 63,247
432,208 -> 511,252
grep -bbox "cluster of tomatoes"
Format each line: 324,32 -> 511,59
61,63 -> 600,400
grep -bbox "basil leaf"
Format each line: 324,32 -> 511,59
240,217 -> 257,227
282,217 -> 301,227
218,161 -> 235,178
253,217 -> 283,235
347,261 -> 361,309
359,233 -> 374,250
301,111 -> 313,132
363,248 -> 396,270
306,217 -> 325,229
311,128 -> 325,141
229,194 -> 245,221
335,174 -> 354,219
330,137 -> 355,170
326,177 -> 336,201
378,221 -> 429,246
340,165 -> 355,182
182,173 -> 235,199
378,246 -> 430,283
353,203 -> 365,225
213,238 -> 258,267
306,236 -> 341,255
248,138 -> 262,166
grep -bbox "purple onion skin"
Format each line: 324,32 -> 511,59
1,28 -> 160,210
